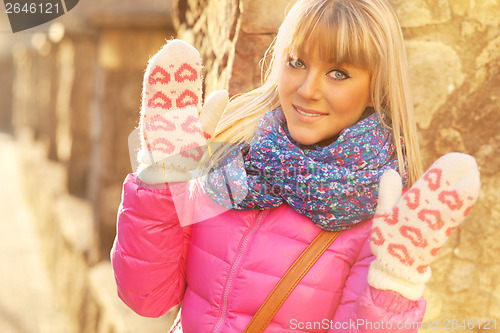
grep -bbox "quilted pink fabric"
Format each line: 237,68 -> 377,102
111,173 -> 426,332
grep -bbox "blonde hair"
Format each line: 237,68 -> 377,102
214,0 -> 423,185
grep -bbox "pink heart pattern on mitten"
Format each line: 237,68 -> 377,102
368,153 -> 480,300
138,40 -> 208,168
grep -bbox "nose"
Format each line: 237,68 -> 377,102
297,71 -> 322,100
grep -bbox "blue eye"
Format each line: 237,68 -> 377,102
287,57 -> 305,69
328,69 -> 350,80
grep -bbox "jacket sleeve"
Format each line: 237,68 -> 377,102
330,230 -> 426,333
110,173 -> 192,318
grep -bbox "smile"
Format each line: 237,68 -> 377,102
293,105 -> 327,122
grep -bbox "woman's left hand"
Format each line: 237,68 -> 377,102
367,153 -> 480,300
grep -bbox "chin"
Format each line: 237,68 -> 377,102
290,130 -> 337,147
297,138 -> 319,146
289,132 -> 321,146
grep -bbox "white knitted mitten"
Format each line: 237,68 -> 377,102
368,153 -> 480,300
137,39 -> 228,184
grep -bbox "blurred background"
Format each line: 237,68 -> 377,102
0,0 -> 498,332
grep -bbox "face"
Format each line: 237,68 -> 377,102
278,47 -> 373,146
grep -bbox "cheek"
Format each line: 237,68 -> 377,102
277,70 -> 291,98
326,89 -> 357,112
358,77 -> 373,105
336,86 -> 371,110
277,66 -> 302,101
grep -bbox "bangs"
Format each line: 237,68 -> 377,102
285,0 -> 376,70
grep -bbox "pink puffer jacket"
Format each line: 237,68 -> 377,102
111,174 -> 426,332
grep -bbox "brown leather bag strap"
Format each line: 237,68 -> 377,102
243,230 -> 341,333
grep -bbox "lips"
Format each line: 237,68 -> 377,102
293,105 -> 328,122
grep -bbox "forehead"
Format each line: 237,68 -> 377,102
283,1 -> 375,71
288,45 -> 348,68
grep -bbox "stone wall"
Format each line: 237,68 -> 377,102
0,59 -> 13,130
397,1 -> 500,329
7,1 -> 178,331
175,0 -> 500,330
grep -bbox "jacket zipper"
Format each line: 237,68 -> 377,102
211,210 -> 266,333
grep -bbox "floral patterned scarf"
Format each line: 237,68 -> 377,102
205,107 -> 405,231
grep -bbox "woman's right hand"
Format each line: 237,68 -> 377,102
136,39 -> 228,185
